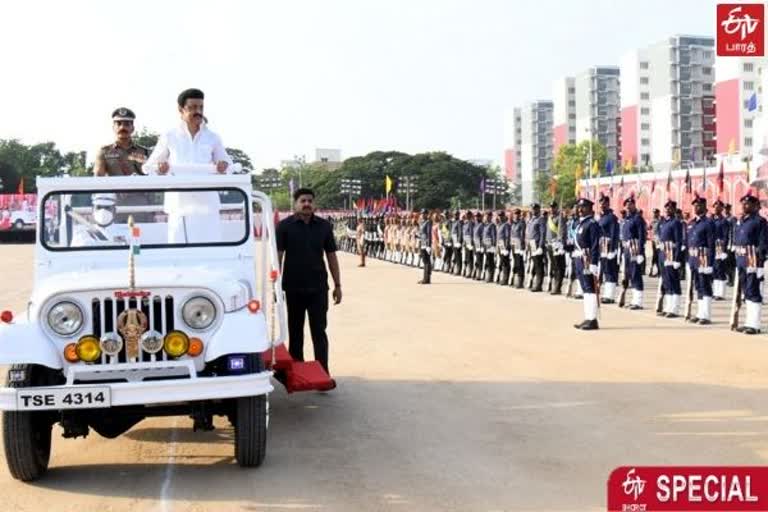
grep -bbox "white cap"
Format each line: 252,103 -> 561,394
92,193 -> 117,207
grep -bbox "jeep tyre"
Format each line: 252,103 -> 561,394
234,393 -> 267,467
3,364 -> 54,481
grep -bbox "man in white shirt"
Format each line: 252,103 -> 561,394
143,88 -> 233,244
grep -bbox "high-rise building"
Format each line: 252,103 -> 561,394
574,66 -> 621,163
519,101 -> 554,205
502,108 -> 522,182
621,36 -> 716,170
552,77 -> 576,157
715,56 -> 764,157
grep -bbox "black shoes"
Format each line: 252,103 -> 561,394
737,326 -> 760,335
573,319 -> 599,330
601,298 -> 616,305
628,305 -> 643,311
664,313 -> 680,319
697,318 -> 712,325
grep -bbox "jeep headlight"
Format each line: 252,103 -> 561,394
47,301 -> 84,336
181,296 -> 216,330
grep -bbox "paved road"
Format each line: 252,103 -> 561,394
1,244 -> 768,511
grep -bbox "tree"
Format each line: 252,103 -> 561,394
133,128 -> 159,151
545,140 -> 608,206
226,148 -> 253,174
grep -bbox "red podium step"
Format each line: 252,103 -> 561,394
261,344 -> 335,393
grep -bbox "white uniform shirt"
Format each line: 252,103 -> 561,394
143,123 -> 233,243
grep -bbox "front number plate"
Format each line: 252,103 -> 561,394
16,387 -> 111,411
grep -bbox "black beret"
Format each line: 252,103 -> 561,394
740,192 -> 759,204
531,203 -> 541,209
576,197 -> 593,207
664,200 -> 677,208
691,195 -> 707,206
713,199 -> 725,207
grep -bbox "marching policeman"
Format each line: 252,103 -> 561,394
462,211 -> 476,278
483,211 -> 497,283
546,202 -> 567,295
658,200 -> 684,318
450,211 -> 464,275
418,209 -> 433,284
526,203 -> 546,292
686,195 -> 716,324
597,194 -> 620,304
442,212 -> 454,273
621,195 -> 646,310
725,203 -> 737,286
711,200 -> 729,300
497,210 -> 512,285
573,197 -> 601,330
733,193 -> 768,334
510,208 -> 526,288
472,211 -> 485,280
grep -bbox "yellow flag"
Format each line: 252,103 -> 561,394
574,164 -> 583,195
728,138 -> 737,156
672,147 -> 681,168
385,175 -> 393,194
591,159 -> 599,177
624,158 -> 632,173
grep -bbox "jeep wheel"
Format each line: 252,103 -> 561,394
234,394 -> 267,467
3,364 -> 54,481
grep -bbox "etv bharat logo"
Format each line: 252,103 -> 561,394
717,4 -> 765,56
622,468 -> 647,500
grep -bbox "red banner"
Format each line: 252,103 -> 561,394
608,466 -> 768,511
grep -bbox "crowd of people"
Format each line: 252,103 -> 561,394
330,191 -> 766,333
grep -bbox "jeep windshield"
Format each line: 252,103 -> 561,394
42,187 -> 250,250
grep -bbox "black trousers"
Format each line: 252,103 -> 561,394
443,246 -> 454,271
484,252 -> 496,282
286,290 -> 330,374
547,250 -> 565,293
420,249 -> 432,283
531,254 -> 545,290
512,253 -> 525,287
499,253 -> 511,285
463,247 -> 474,277
453,246 -> 463,275
474,250 -> 485,279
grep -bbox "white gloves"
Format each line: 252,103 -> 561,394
636,255 -> 644,264
672,261 -> 681,270
759,269 -> 765,279
584,264 -> 599,275
717,253 -> 728,260
699,266 -> 713,275
533,248 -> 544,256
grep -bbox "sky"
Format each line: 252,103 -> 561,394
0,0 -> 720,171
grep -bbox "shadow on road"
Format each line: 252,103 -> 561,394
26,378 -> 768,511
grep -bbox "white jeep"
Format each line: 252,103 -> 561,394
0,169 -> 287,480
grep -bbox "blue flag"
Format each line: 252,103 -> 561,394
606,160 -> 614,176
748,92 -> 758,112
479,177 -> 485,193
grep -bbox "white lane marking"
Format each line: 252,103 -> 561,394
159,418 -> 180,512
501,401 -> 597,410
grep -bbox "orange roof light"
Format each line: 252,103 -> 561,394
0,310 -> 13,323
247,300 -> 261,314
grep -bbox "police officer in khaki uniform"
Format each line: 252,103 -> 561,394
93,108 -> 149,176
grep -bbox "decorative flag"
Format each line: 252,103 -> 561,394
717,160 -> 725,195
129,219 -> 141,256
728,138 -> 737,156
649,159 -> 656,193
591,159 -> 599,178
690,147 -> 697,167
700,163 -> 707,192
16,177 -> 24,195
747,92 -> 758,112
288,178 -> 295,198
623,158 -> 632,174
672,147 -> 681,169
666,166 -> 673,193
684,166 -> 692,194
479,177 -> 486,193
385,175 -> 393,195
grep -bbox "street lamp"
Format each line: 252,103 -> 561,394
293,154 -> 306,188
400,176 -> 418,211
340,178 -> 362,210
257,176 -> 282,201
483,178 -> 507,210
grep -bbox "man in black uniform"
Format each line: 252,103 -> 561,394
483,211 -> 498,283
276,188 -> 342,385
497,210 -> 512,285
418,209 -> 433,284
